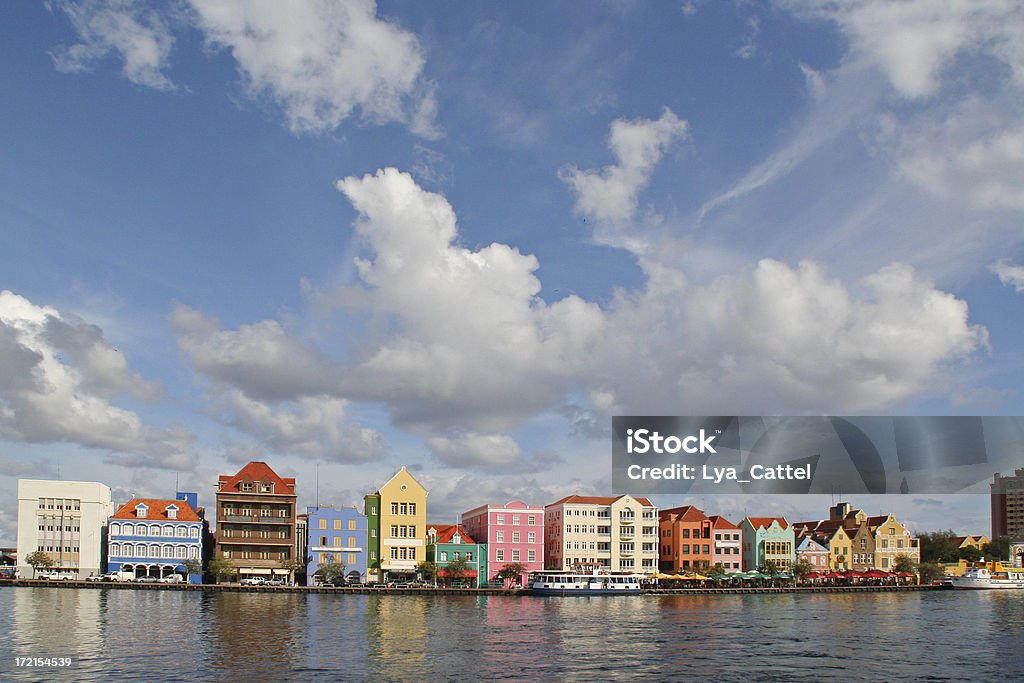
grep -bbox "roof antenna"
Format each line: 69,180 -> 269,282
316,464 -> 320,508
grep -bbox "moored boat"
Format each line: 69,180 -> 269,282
527,566 -> 646,595
951,566 -> 1024,590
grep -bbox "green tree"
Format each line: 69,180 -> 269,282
760,560 -> 782,577
983,536 -> 1011,562
917,561 -> 945,585
443,555 -> 471,585
25,550 -> 54,579
207,555 -> 238,584
277,557 -> 305,584
893,554 -> 918,575
917,530 -> 960,563
708,563 -> 726,578
181,558 -> 203,582
792,558 -> 815,583
958,545 -> 983,563
314,559 -> 348,584
417,560 -> 438,585
496,562 -> 527,587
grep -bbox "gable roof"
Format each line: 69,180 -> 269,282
745,516 -> 790,531
218,461 -> 296,495
548,494 -> 655,507
796,535 -> 828,552
427,524 -> 478,545
372,465 -> 428,496
708,515 -> 740,530
659,505 -> 707,522
112,498 -> 201,522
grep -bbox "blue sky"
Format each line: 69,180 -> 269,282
2,0 -> 1023,544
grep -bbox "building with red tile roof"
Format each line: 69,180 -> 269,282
426,524 -> 487,587
709,515 -> 743,572
215,461 -> 298,583
107,492 -> 207,583
658,505 -> 713,573
740,516 -> 794,571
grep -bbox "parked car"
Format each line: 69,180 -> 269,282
38,571 -> 73,580
265,577 -> 286,586
102,571 -> 134,582
328,577 -> 349,587
85,574 -> 104,582
240,577 -> 266,586
158,574 -> 183,583
134,576 -> 158,583
365,582 -> 384,588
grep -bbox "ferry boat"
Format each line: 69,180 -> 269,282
528,566 -> 647,595
951,566 -> 1024,590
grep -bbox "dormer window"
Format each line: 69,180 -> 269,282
167,505 -> 179,520
136,504 -> 148,519
241,482 -> 254,492
452,534 -> 461,544
260,482 -> 273,493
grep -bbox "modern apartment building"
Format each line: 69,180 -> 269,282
461,500 -> 544,581
364,466 -> 428,582
306,505 -> 367,585
215,461 -> 298,582
17,479 -> 115,579
992,468 -> 1024,540
544,494 -> 658,573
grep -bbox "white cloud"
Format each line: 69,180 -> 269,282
991,260 -> 1024,293
559,108 -> 688,233
331,168 -> 605,435
188,0 -> 437,136
171,304 -> 386,462
426,433 -> 523,470
782,0 -> 1024,99
0,290 -> 192,469
49,0 -> 176,90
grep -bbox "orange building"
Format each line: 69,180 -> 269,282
659,505 -> 714,572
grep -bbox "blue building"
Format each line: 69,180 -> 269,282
306,505 -> 368,585
107,493 -> 206,583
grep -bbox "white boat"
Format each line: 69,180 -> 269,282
528,567 -> 646,595
951,566 -> 1024,590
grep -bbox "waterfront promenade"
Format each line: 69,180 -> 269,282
0,578 -> 939,595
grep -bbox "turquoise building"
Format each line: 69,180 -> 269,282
426,524 -> 488,587
740,517 -> 795,572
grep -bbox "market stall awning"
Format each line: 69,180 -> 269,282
438,569 -> 478,578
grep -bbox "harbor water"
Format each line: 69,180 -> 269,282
2,587 -> 1022,681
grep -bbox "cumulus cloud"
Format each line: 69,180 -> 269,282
991,260 -> 1024,293
559,108 -> 688,234
0,290 -> 192,469
188,0 -> 437,136
49,0 -> 176,90
171,304 -> 386,462
426,433 -> 523,470
332,168 -> 605,434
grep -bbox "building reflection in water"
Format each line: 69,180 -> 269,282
12,587 -> 103,669
208,593 -> 303,674
364,595 -> 427,678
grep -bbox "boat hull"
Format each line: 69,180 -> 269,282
950,578 -> 1024,590
528,586 -> 642,596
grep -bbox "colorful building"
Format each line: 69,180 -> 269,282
426,524 -> 488,587
795,535 -> 830,572
798,502 -> 919,572
741,517 -> 795,572
306,505 -> 367,585
658,505 -> 713,572
793,520 -> 852,570
545,494 -> 658,573
107,494 -> 206,582
461,501 -> 544,583
364,466 -> 428,583
709,515 -> 743,572
215,461 -> 298,583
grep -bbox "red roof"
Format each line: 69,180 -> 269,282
427,524 -> 478,545
866,515 -> 891,527
112,498 -> 201,522
708,515 -> 739,530
660,505 -> 707,522
548,494 -> 655,507
218,461 -> 296,495
745,516 -> 790,531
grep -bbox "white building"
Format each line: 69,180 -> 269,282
544,494 -> 659,572
17,480 -> 114,579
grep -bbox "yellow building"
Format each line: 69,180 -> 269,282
364,466 -> 428,582
871,515 -> 920,571
793,520 -> 852,570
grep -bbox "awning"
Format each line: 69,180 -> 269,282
438,569 -> 478,578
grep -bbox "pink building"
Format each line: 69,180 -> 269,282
461,501 -> 544,583
709,515 -> 743,572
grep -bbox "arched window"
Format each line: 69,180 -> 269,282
150,525 -> 161,537
110,523 -> 121,536
176,546 -> 186,559
122,524 -> 133,537
163,546 -> 174,558
124,544 -> 134,557
110,543 -> 120,556
188,546 -> 198,559
190,526 -> 200,538
176,526 -> 187,537
163,526 -> 174,537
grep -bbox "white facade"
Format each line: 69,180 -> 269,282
544,495 -> 659,572
17,480 -> 114,579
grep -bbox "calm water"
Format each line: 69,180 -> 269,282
2,587 -> 1023,681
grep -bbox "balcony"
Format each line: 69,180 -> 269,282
220,515 -> 292,524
